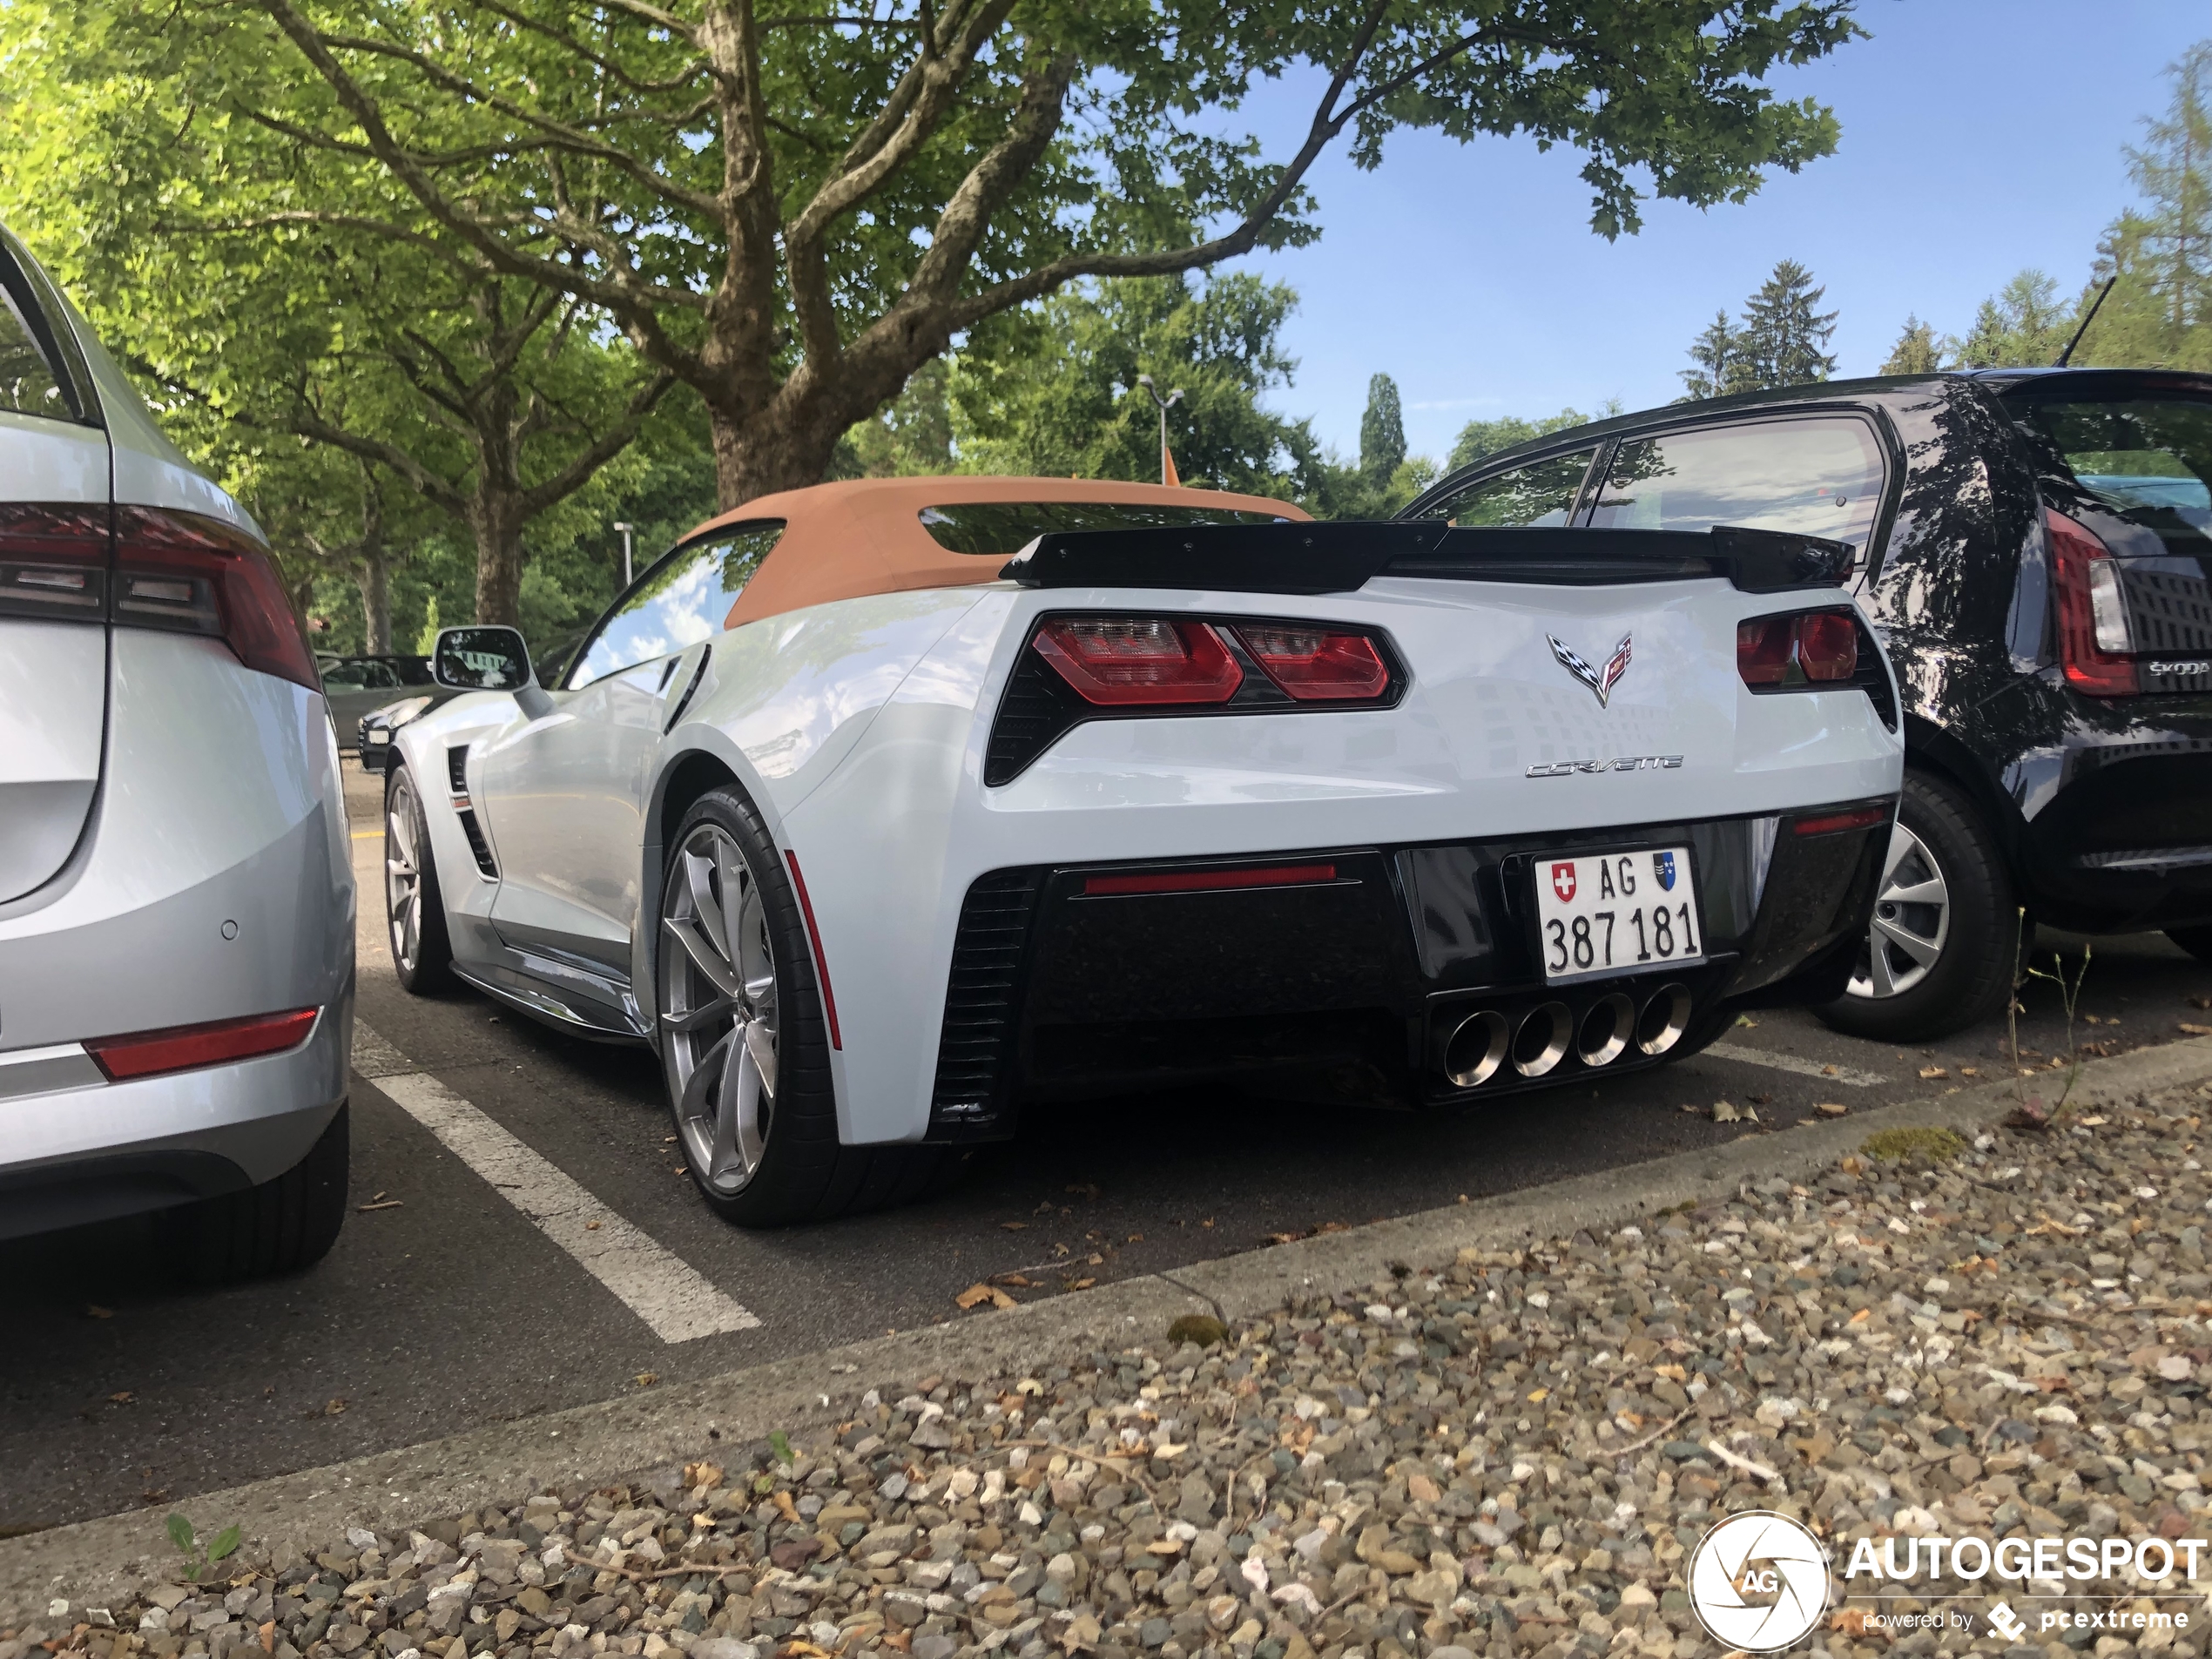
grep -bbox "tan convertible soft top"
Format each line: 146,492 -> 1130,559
692,475 -> 1308,630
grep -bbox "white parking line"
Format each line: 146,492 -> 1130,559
1703,1041 -> 1888,1088
352,1022 -> 759,1343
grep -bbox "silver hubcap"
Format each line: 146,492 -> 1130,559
658,824 -> 779,1197
386,776 -> 424,974
1846,820 -> 1951,1000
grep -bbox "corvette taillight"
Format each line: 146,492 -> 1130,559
2048,508 -> 2139,697
0,502 -> 109,620
1737,608 -> 1859,687
86,1007 -> 319,1081
114,506 -> 320,691
1233,624 -> 1392,700
1032,617 -> 1243,705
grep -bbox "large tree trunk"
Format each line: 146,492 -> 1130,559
708,387 -> 869,510
470,491 -> 529,626
356,553 -> 393,652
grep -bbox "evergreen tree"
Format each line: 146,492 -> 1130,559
1679,309 -> 1742,400
1880,314 -> 1943,374
1360,374 -> 1407,484
1952,271 -> 2070,368
1736,260 -> 1839,388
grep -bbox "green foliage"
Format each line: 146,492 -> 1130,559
1951,271 -> 2072,368
1681,260 -> 1838,398
165,1513 -> 242,1583
1447,408 -> 1603,472
1880,315 -> 1944,376
1168,1313 -> 1228,1348
1360,375 -> 1407,484
948,273 -> 1319,499
768,1429 -> 794,1467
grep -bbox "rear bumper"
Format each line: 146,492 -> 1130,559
920,801 -> 1891,1138
0,1005 -> 348,1241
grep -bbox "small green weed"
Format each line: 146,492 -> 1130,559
166,1513 -> 241,1583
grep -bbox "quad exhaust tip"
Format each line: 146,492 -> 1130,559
1441,980 -> 1696,1089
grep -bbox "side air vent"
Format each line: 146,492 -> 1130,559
927,868 -> 1042,1140
446,745 -> 499,880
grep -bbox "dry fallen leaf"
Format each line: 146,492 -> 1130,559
2182,1022 -> 2212,1037
1712,1101 -> 1741,1123
633,1372 -> 659,1387
957,1283 -> 1017,1311
1062,1277 -> 1096,1291
1919,1066 -> 1948,1080
1653,1363 -> 1687,1383
999,1220 -> 1028,1231
85,1305 -> 112,1320
683,1460 -> 725,1489
1831,1608 -> 1871,1637
109,1392 -> 134,1404
1816,1102 -> 1848,1116
1849,1308 -> 1871,1325
992,1272 -> 1037,1288
585,1219 -> 602,1231
324,1398 -> 347,1415
1960,1066 -> 1980,1077
1527,1387 -> 1550,1403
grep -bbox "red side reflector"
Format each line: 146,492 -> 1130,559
1792,805 -> 1891,838
1233,625 -> 1391,700
86,1007 -> 319,1082
1082,863 -> 1338,896
1032,617 -> 1242,705
783,850 -> 842,1049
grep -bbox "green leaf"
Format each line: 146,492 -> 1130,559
767,1429 -> 792,1465
166,1513 -> 197,1554
210,1524 -> 243,1562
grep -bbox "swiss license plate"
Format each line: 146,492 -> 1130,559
1533,846 -> 1703,984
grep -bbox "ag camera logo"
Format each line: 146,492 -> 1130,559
1688,1510 -> 1831,1652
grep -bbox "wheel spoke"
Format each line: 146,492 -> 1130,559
679,1026 -> 736,1124
1872,914 -> 1942,967
1883,874 -> 1946,907
714,840 -> 751,979
1868,934 -> 1900,997
684,850 -> 727,959
743,1015 -> 778,1099
664,913 -> 745,1000
1878,822 -> 1914,889
662,995 -> 739,1035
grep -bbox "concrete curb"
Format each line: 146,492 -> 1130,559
10,1035 -> 2210,1622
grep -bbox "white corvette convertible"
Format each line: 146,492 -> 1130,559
370,475 -> 1903,1223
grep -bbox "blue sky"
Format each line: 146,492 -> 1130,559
1219,1 -> 2209,463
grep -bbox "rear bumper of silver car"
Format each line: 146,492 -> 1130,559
0,1000 -> 349,1241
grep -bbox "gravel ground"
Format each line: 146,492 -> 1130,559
19,1082 -> 2212,1659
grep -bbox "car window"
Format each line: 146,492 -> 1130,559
0,283 -> 67,423
915,501 -> 1288,554
2015,395 -> 2212,547
1420,449 -> 1595,527
568,521 -> 786,688
1585,417 -> 1886,554
321,658 -> 401,690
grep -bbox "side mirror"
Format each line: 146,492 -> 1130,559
432,626 -> 534,691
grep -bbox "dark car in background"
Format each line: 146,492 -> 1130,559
316,652 -> 442,750
1403,368 -> 2212,1041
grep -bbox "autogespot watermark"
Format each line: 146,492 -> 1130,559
1685,1514 -> 2202,1653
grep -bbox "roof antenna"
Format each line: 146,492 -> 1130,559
2054,275 -> 2118,368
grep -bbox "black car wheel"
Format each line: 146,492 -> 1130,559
386,764 -> 455,994
656,783 -> 953,1225
1816,771 -> 2017,1042
169,1102 -> 349,1283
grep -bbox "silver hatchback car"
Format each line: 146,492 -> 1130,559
0,226 -> 354,1278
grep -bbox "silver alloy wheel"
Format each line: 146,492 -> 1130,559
658,822 -> 779,1197
386,772 -> 426,975
1846,820 -> 1952,1000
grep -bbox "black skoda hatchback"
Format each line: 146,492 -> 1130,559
1401,369 -> 2212,1041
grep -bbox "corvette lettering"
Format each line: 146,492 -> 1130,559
1526,755 -> 1685,778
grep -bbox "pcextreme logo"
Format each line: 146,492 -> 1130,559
1687,1511 -> 1831,1652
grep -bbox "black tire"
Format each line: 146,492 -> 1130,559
658,784 -> 956,1226
171,1102 -> 349,1283
1814,770 -> 2017,1042
2168,927 -> 2212,968
385,763 -> 455,994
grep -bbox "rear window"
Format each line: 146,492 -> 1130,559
1421,449 -> 1595,527
916,501 -> 1290,556
2016,395 -> 2212,543
0,286 -> 66,422
1585,416 -> 1886,555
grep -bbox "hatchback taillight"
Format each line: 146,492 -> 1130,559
1232,624 -> 1392,700
114,506 -> 320,690
0,502 -> 109,621
2047,508 -> 2139,697
1032,617 -> 1244,705
1737,608 -> 1860,687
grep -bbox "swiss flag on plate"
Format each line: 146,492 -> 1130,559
1551,861 -> 1577,903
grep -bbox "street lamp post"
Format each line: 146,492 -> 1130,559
1134,374 -> 1184,486
612,522 -> 634,587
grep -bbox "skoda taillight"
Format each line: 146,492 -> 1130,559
1032,617 -> 1243,705
2047,508 -> 2139,697
112,506 -> 320,691
0,502 -> 109,621
1233,624 -> 1392,700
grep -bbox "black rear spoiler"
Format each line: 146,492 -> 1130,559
999,522 -> 1854,597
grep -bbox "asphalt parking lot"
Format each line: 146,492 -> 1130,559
5,765 -> 2210,1538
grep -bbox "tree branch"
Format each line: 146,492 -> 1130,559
518,369 -> 677,515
